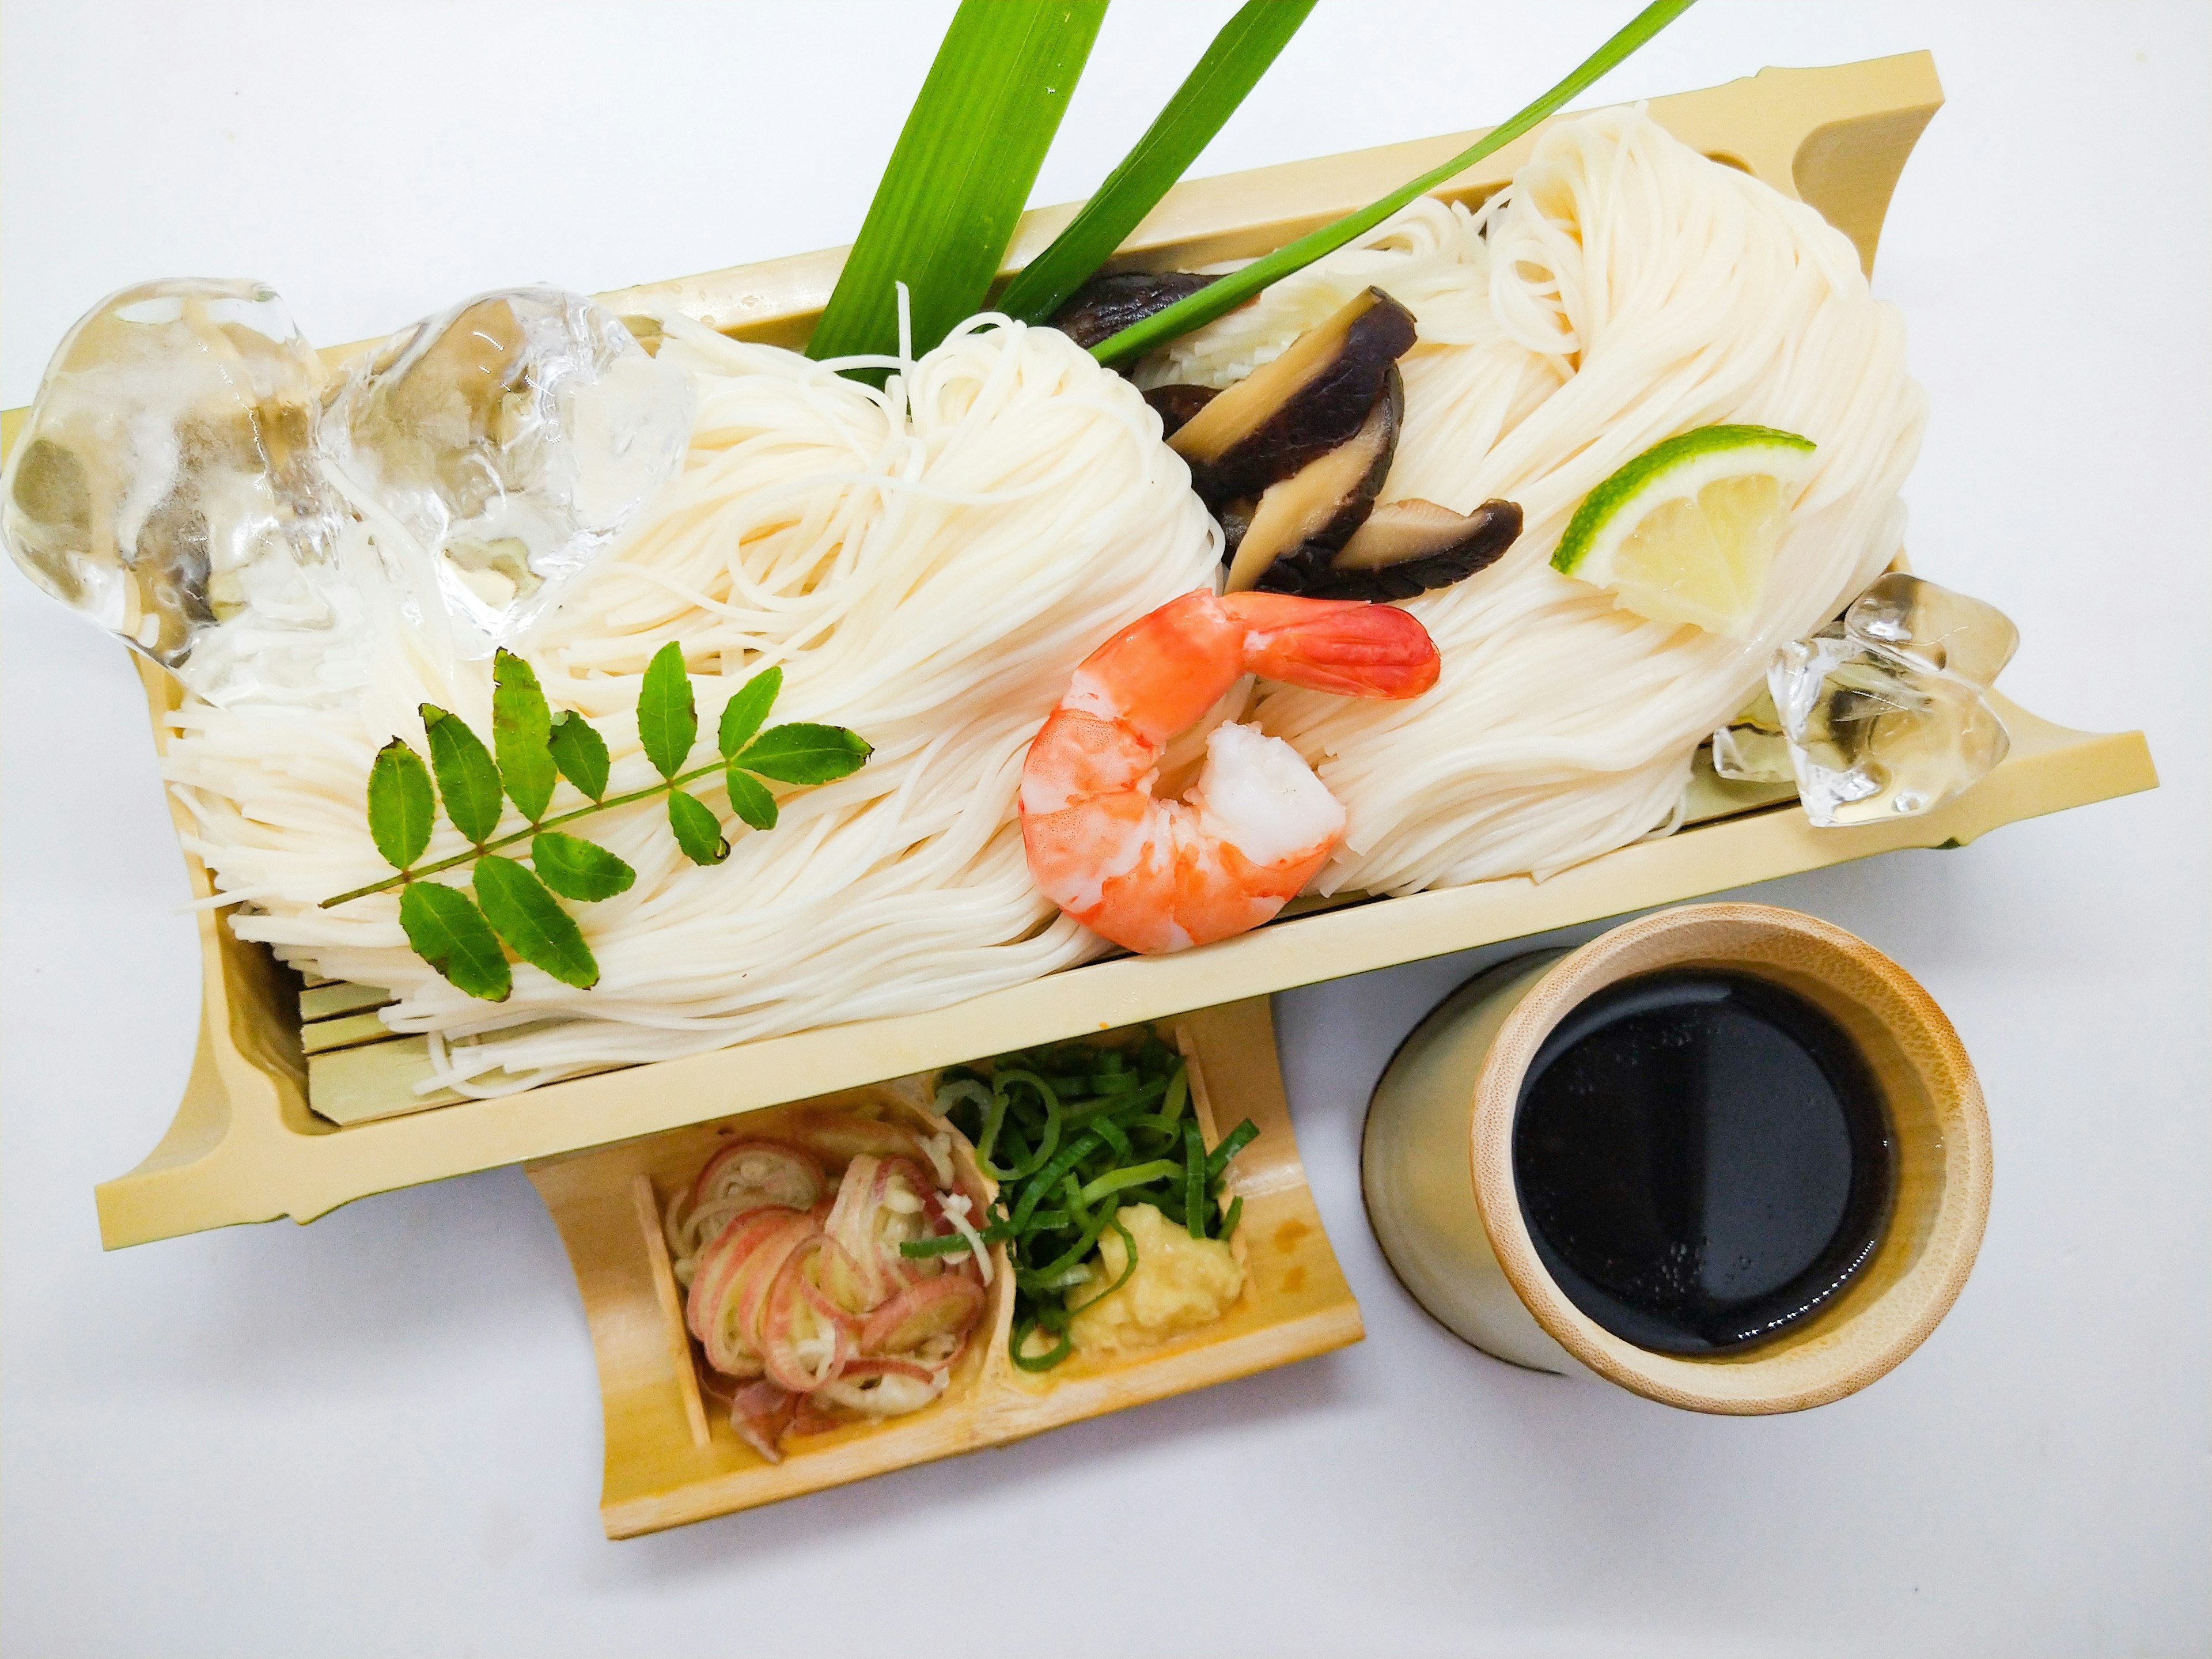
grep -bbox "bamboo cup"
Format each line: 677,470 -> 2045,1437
1361,903 -> 1990,1413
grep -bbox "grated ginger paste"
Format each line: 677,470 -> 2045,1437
1066,1202 -> 1243,1355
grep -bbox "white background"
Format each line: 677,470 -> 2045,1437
3,3 -> 2207,1654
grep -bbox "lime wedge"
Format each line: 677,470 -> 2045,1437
1552,425 -> 1816,636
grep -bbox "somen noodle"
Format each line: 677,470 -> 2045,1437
165,106 -> 1922,1092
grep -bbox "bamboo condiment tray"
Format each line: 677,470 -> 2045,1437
3,52 -> 2149,1247
529,998 -> 1358,1536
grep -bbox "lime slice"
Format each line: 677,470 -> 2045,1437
1552,425 -> 1816,636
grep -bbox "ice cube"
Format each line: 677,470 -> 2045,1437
1844,570 -> 2019,683
1710,687 -> 1796,783
1770,574 -> 2016,827
322,287 -> 692,646
1,279 -> 347,681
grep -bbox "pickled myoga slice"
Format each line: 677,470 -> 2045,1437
659,1111 -> 989,1461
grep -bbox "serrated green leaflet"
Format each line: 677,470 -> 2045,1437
667,790 -> 729,866
420,704 -> 503,846
365,738 -> 435,872
473,855 -> 599,988
1551,425 -> 1816,574
717,665 -> 781,759
399,882 -> 511,1002
736,723 -> 873,786
998,1 -> 1316,327
806,0 -> 1106,370
725,767 -> 779,832
547,710 -> 610,802
324,637 -> 870,952
492,649 -> 556,823
1090,0 -> 1699,365
638,641 -> 698,782
531,831 -> 637,902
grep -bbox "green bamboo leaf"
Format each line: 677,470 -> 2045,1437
1092,0 -> 1699,364
667,790 -> 730,866
531,831 -> 637,903
547,710 -> 611,802
807,0 -> 1106,370
998,1 -> 1316,326
637,641 -> 698,782
493,649 -> 556,823
366,738 -> 435,871
420,704 -> 503,846
473,854 -> 599,989
716,665 -> 782,760
398,882 -> 512,1002
725,767 -> 779,833
736,723 -> 873,786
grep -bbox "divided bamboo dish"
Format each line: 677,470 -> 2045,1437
5,51 -> 2151,1248
529,998 -> 1358,1537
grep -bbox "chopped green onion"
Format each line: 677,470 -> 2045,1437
1013,1127 -> 1105,1230
1092,1115 -> 1132,1164
1077,1159 -> 1183,1209
1183,1119 -> 1207,1240
899,1232 -> 978,1259
1088,0 -> 1699,365
1219,1195 -> 1244,1242
1011,1315 -> 1074,1372
993,1069 -> 1062,1180
1160,1062 -> 1190,1124
976,1082 -> 1012,1175
1205,1118 -> 1259,1181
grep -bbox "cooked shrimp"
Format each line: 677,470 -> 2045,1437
1020,589 -> 1440,954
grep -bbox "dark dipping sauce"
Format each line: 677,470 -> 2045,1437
1512,968 -> 1894,1355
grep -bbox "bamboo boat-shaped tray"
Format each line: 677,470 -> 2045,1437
23,51 -> 2151,1248
529,998 -> 1357,1537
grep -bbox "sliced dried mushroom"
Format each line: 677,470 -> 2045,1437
1259,497 -> 1523,602
1170,286 -> 1417,503
1142,384 -> 1217,441
1222,368 -> 1402,593
1050,271 -> 1219,350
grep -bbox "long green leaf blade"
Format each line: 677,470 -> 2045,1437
637,642 -> 698,782
1090,0 -> 1698,363
473,855 -> 600,988
667,791 -> 730,866
399,882 -> 512,1002
998,0 -> 1315,327
366,738 -> 435,871
736,723 -> 874,786
547,710 -> 611,802
716,665 -> 782,759
725,767 -> 779,832
531,831 -> 637,902
493,649 -> 556,823
420,704 -> 504,846
808,0 -> 1107,367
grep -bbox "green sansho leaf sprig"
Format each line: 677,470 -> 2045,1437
328,644 -> 872,1002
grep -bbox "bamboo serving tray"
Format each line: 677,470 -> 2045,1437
529,998 -> 1358,1537
0,52 -> 2152,1247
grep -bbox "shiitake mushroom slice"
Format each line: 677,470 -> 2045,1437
1223,368 -> 1402,593
1170,286 -> 1417,504
1262,497 -> 1524,602
1049,271 -> 1219,350
1143,384 -> 1217,441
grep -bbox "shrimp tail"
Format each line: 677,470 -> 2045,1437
1219,590 -> 1441,699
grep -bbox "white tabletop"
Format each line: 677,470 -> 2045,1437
3,4 -> 2206,1654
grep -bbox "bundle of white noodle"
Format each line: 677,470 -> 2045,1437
166,104 -> 1922,1089
1139,105 -> 1925,892
163,318 -> 1219,1094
